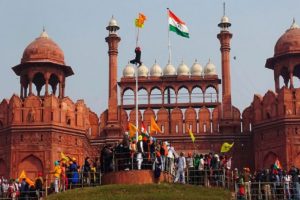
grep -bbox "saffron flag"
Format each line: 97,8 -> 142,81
135,13 -> 147,28
274,158 -> 282,170
168,9 -> 189,38
150,117 -> 162,134
18,170 -> 34,186
128,122 -> 138,138
187,128 -> 195,143
220,142 -> 234,153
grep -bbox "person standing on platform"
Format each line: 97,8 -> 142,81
137,135 -> 144,170
52,161 -> 61,193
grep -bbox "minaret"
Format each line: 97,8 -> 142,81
105,16 -> 121,124
217,3 -> 232,119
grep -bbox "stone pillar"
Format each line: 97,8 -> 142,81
289,71 -> 294,89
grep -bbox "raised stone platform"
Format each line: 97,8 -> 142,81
102,170 -> 173,185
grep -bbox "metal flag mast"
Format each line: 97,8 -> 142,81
167,8 -> 172,64
135,29 -> 139,142
133,13 -> 146,141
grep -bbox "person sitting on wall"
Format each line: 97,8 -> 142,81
130,47 -> 142,66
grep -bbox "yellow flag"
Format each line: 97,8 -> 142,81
128,122 -> 138,138
220,142 -> 234,153
60,152 -> 70,162
150,117 -> 162,134
188,128 -> 195,143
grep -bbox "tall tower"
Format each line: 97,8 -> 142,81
217,5 -> 232,120
104,16 -> 122,138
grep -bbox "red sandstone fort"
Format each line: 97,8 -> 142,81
1,14 -> 300,179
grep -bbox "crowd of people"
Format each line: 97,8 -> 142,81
0,132 -> 236,199
0,174 -> 43,200
100,132 -> 232,185
51,156 -> 101,194
234,165 -> 300,200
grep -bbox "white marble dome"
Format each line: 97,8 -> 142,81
123,63 -> 135,77
138,64 -> 149,77
150,62 -> 162,77
108,17 -> 118,27
204,60 -> 217,75
177,62 -> 190,76
191,60 -> 203,76
163,63 -> 176,76
220,16 -> 230,24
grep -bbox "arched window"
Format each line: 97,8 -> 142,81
49,74 -> 60,95
177,87 -> 190,103
123,88 -> 135,105
164,87 -> 176,104
204,86 -> 218,102
150,88 -> 162,104
138,88 -> 148,105
33,73 -> 45,96
191,87 -> 203,103
279,67 -> 289,88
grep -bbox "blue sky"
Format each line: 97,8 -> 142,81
0,0 -> 299,115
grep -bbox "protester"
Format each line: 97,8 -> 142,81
154,152 -> 162,179
52,161 -> 61,193
174,152 -> 186,184
35,172 -> 43,199
136,135 -> 144,170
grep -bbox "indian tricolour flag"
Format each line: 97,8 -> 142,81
168,9 -> 189,38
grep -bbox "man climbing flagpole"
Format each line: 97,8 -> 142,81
130,13 -> 147,141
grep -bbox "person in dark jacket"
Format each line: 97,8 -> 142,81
154,152 -> 162,179
130,47 -> 142,66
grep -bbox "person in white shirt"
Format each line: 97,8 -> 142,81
198,154 -> 205,185
282,170 -> 291,200
167,145 -> 175,175
174,152 -> 186,184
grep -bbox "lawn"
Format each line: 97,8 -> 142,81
46,184 -> 231,200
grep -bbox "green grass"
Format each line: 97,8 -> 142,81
46,184 -> 231,200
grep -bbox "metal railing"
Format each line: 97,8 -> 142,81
234,181 -> 300,200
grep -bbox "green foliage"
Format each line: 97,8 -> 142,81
46,184 -> 231,200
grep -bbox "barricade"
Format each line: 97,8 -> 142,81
234,181 -> 299,200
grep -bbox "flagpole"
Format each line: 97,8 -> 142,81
136,28 -> 140,47
167,8 -> 172,64
135,26 -> 139,141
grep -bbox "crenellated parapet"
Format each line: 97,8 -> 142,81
0,94 -> 99,138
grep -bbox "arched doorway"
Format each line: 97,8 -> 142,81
18,155 -> 43,180
263,152 -> 277,169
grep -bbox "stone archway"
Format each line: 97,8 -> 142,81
0,159 -> 7,178
18,155 -> 43,180
263,152 -> 278,169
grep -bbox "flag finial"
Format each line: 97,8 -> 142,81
223,2 -> 226,17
